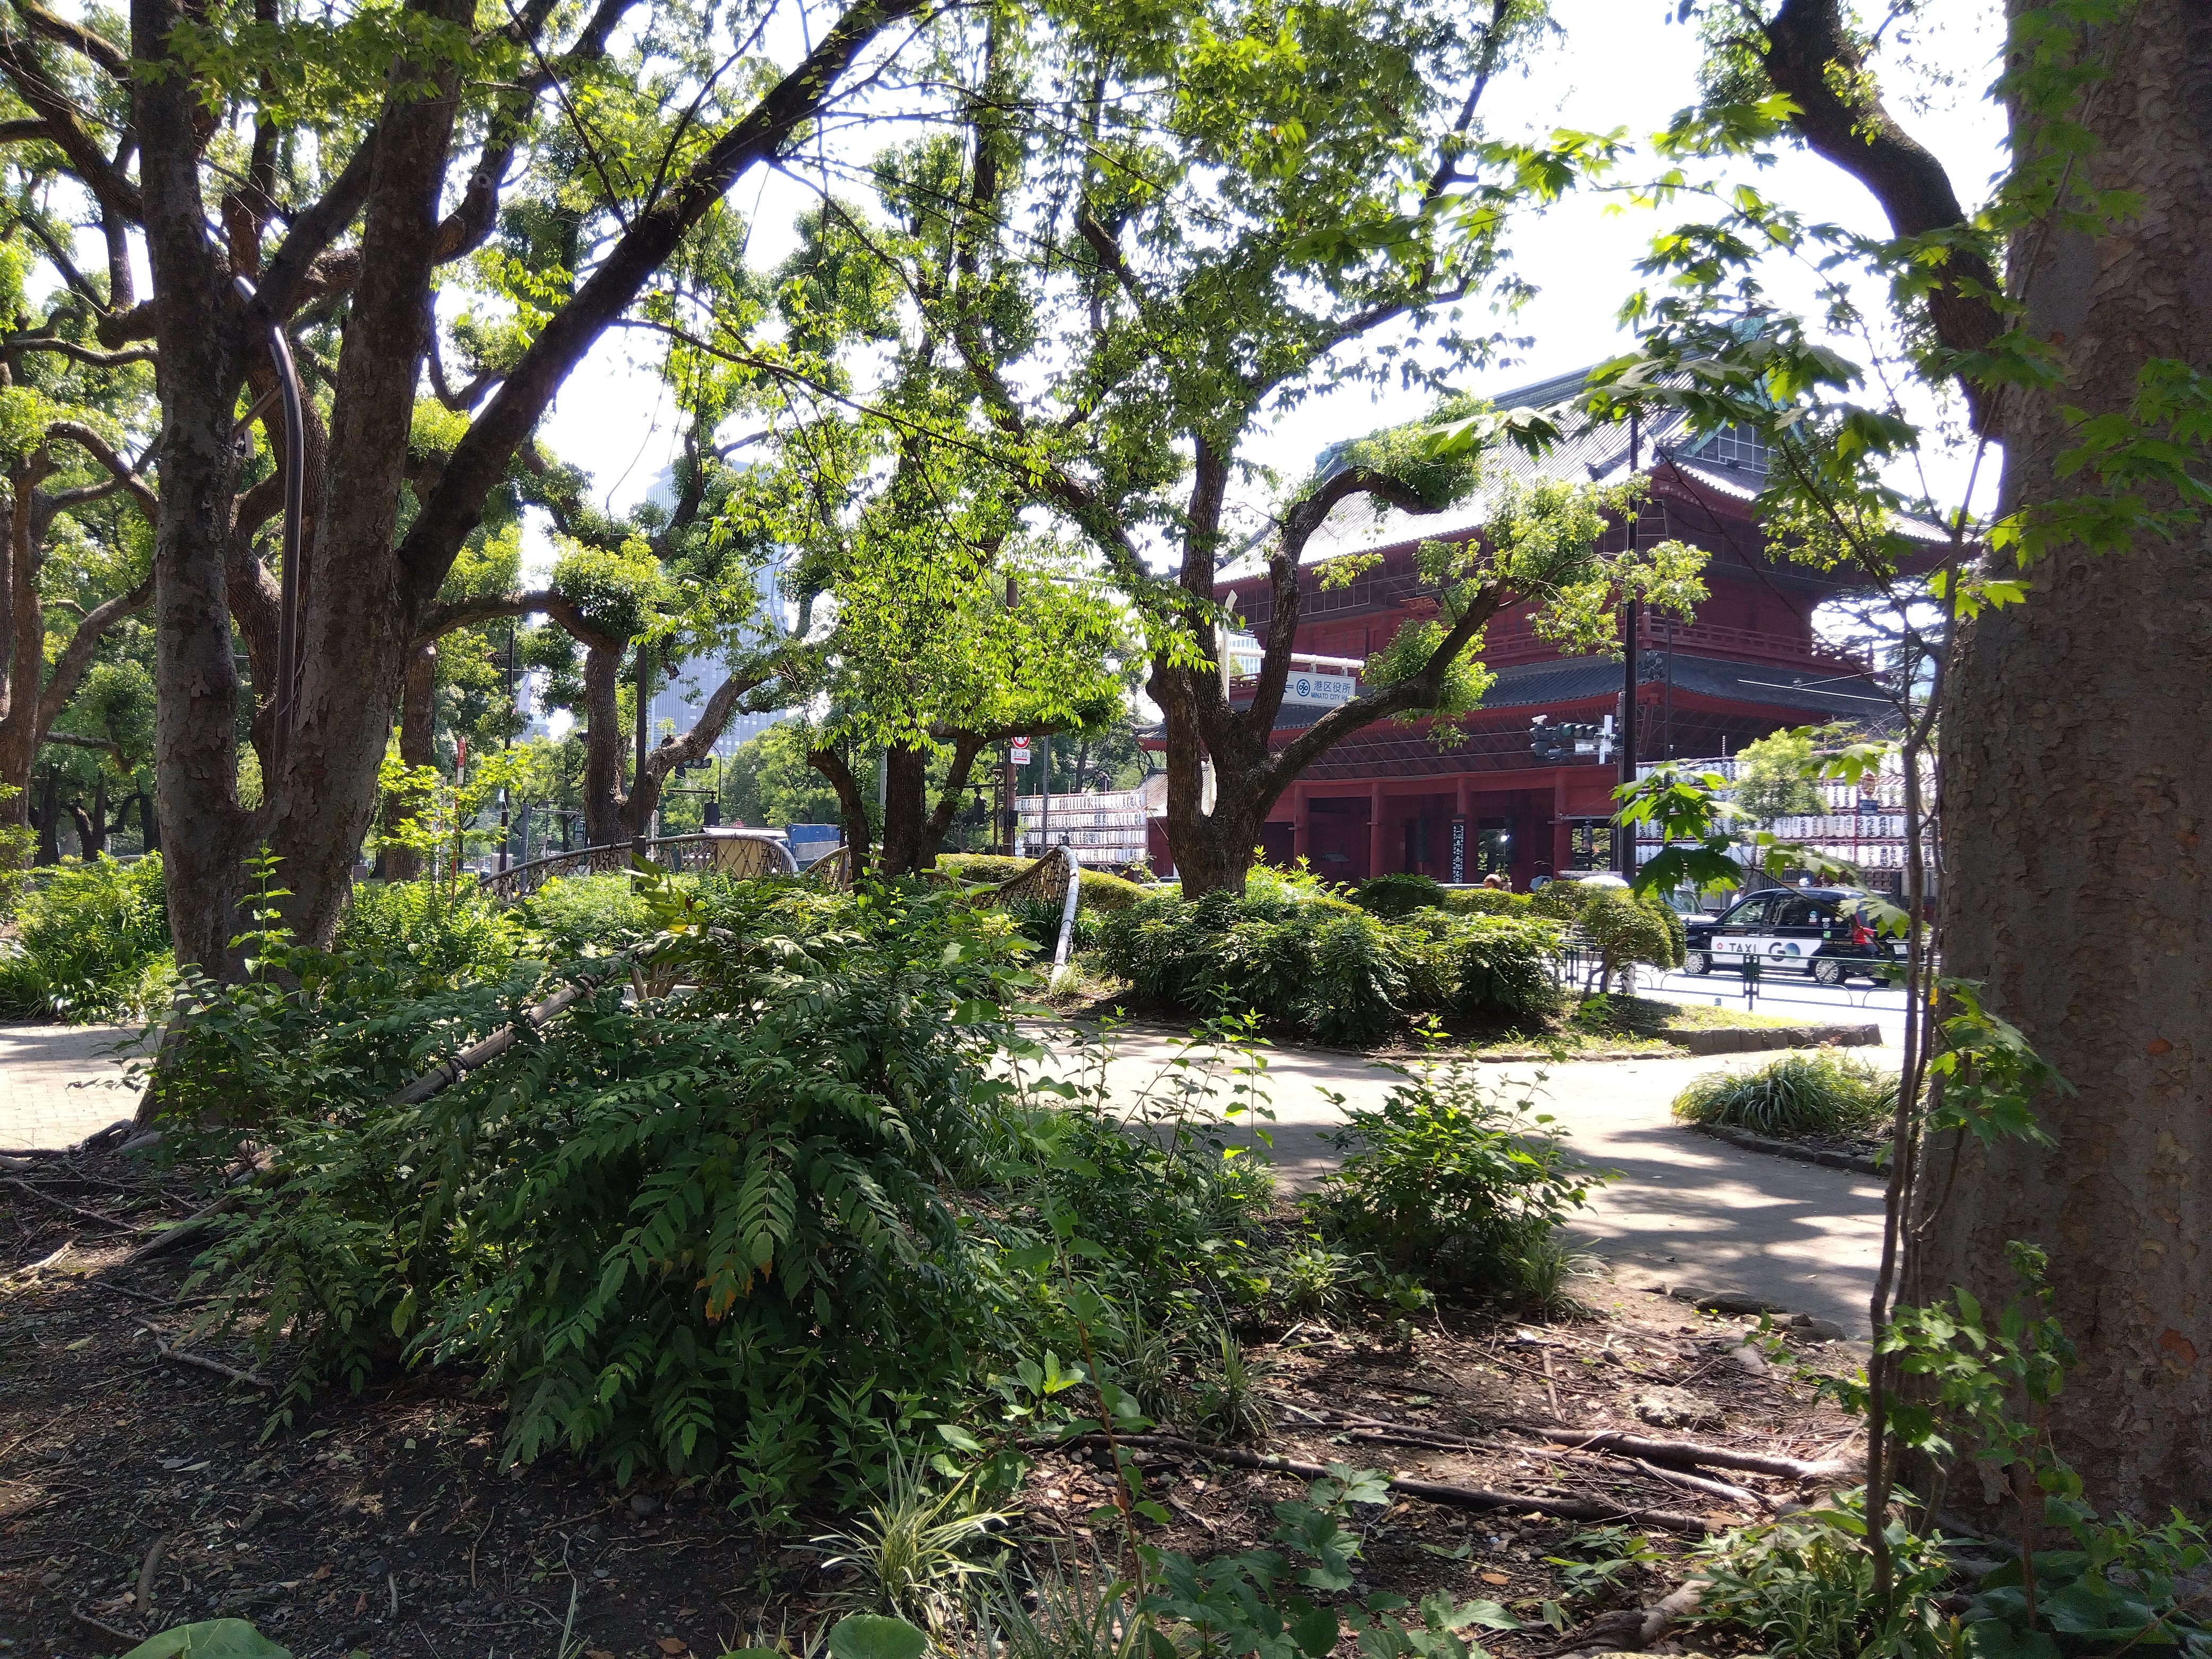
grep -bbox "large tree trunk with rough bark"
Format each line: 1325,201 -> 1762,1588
1913,2 -> 2212,1519
875,735 -> 990,876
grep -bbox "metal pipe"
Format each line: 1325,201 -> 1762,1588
233,275 -> 308,780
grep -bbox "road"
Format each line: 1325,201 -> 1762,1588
1626,963 -> 1914,1049
1023,1024 -> 1893,1335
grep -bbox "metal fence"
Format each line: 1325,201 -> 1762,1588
477,831 -> 799,901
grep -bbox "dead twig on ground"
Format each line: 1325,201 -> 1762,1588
3,1177 -> 147,1233
1068,1433 -> 1714,1536
1630,1458 -> 1770,1512
1513,1427 -> 1853,1482
70,1606 -> 143,1646
138,1325 -> 274,1392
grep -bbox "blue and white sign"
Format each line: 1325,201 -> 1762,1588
1282,673 -> 1357,708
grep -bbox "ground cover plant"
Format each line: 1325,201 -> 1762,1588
0,853 -> 174,1022
1670,1052 -> 1898,1140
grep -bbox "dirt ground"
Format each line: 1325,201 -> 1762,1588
0,1152 -> 1866,1659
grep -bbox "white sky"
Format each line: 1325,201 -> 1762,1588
538,0 -> 2009,525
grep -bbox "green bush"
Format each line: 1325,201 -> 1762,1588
1438,886 -> 1534,917
516,870 -> 661,946
334,881 -> 522,992
934,853 -> 1149,912
176,878 -> 1041,1494
1312,1050 -> 1602,1294
168,873 -> 1281,1514
1093,887 -> 1559,1042
0,853 -> 173,1021
1579,885 -> 1686,985
1351,872 -> 1446,918
1671,1050 -> 1898,1137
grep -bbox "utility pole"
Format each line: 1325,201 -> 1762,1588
1618,410 -> 1641,881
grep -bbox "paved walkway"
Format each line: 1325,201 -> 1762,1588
3,1012 -> 1891,1335
0,1023 -> 149,1150
1024,1026 -> 1895,1336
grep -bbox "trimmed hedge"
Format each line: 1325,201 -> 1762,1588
934,853 -> 1150,912
1094,885 -> 1561,1044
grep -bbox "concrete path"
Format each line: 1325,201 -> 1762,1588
1023,1026 -> 1896,1336
2,1010 -> 1893,1335
0,1023 -> 149,1150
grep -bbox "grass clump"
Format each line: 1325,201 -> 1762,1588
1671,1050 -> 1898,1137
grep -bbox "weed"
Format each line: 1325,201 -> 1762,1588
1187,1327 -> 1272,1446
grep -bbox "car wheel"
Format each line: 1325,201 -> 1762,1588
1683,951 -> 1711,976
1812,958 -> 1847,987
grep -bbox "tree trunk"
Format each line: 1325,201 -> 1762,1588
33,771 -> 58,865
1914,1 -> 2212,1518
877,743 -> 931,875
0,451 -> 55,827
378,642 -> 437,881
138,0 -> 257,977
136,790 -> 159,854
64,796 -> 95,860
630,643 -> 653,844
582,641 -> 630,847
806,747 -> 872,878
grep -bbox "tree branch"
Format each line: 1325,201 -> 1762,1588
394,0 -> 925,610
36,573 -> 154,734
14,1 -> 130,77
45,421 -> 159,518
0,37 -> 141,221
1757,0 -> 2002,429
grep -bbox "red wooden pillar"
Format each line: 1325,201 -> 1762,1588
1552,769 -> 1572,875
1368,782 -> 1386,879
1292,787 -> 1310,862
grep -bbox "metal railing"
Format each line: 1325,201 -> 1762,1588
477,830 -> 800,901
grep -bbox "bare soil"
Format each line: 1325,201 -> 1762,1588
1,1159 -> 1865,1659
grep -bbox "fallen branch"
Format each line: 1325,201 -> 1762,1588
1630,1457 -> 1770,1513
386,959 -> 626,1108
3,1176 -> 147,1233
1516,1427 -> 1853,1482
120,1191 -> 241,1263
1552,1579 -> 1706,1655
139,1325 -> 274,1392
1071,1433 -> 1714,1537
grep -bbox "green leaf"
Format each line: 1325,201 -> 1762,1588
1290,1604 -> 1342,1658
826,1616 -> 928,1659
935,1423 -> 986,1453
120,1623 -> 296,1659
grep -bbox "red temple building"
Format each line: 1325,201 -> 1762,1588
1143,364 -> 1906,887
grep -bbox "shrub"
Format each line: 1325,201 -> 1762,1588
1438,886 -> 1534,918
0,853 -> 172,1021
1312,1049 -> 1602,1294
1671,1051 -> 1898,1137
1351,871 -> 1446,918
517,870 -> 659,946
1093,888 -> 1559,1040
1579,885 -> 1686,987
177,878 -> 1042,1494
934,854 -> 1147,912
334,881 -> 522,992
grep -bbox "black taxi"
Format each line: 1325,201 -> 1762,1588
1682,886 -> 1905,986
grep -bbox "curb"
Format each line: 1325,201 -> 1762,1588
1669,1023 -> 1881,1055
1690,1120 -> 1885,1177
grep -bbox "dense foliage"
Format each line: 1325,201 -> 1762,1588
934,855 -> 1149,911
149,862 -> 1607,1514
1671,1051 -> 1897,1139
0,854 -> 173,1021
1094,878 -> 1561,1043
